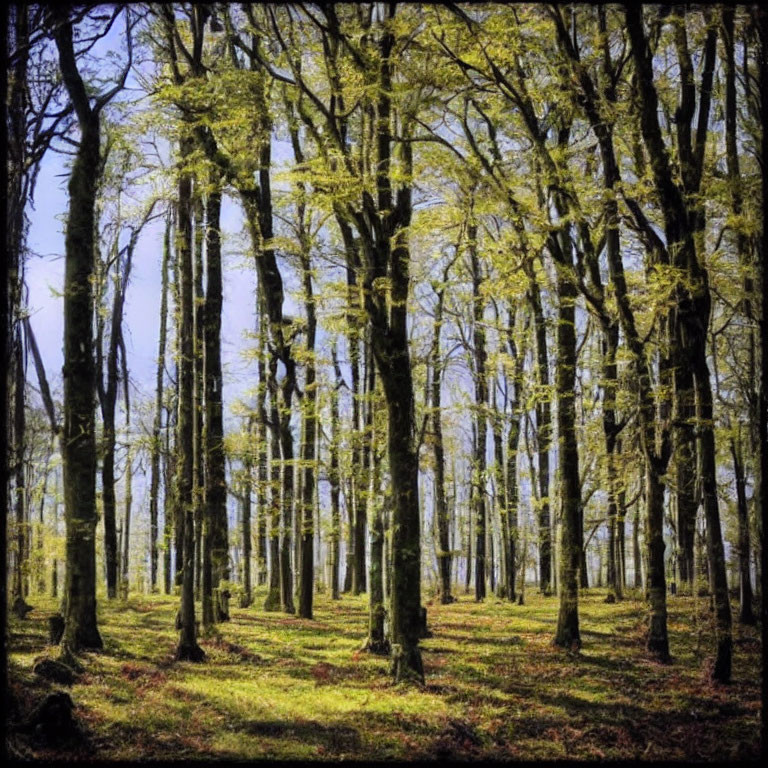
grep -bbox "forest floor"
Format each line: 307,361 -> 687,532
6,586 -> 762,762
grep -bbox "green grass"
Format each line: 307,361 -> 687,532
8,586 -> 762,761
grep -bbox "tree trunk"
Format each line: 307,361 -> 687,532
174,134 -> 204,661
163,398 -> 175,594
527,270 -> 552,593
645,464 -> 670,661
149,214 -> 170,592
11,327 -> 29,613
329,344 -> 342,600
430,279 -> 453,604
674,365 -> 697,590
53,13 -> 104,652
297,245 -> 317,620
263,353 -> 281,612
695,362 -> 732,681
730,439 -> 755,624
121,441 -> 132,595
240,416 -> 254,608
363,382 -> 388,654
553,261 -> 581,650
203,172 -> 229,621
470,222 -> 487,602
193,188 -> 205,604
354,339 -> 372,596
255,305 -> 269,589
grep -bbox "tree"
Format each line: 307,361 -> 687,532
51,4 -> 135,654
625,4 -> 732,682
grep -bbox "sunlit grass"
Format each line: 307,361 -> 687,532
8,585 -> 762,761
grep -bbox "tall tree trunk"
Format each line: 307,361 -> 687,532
645,463 -> 670,660
527,269 -> 552,593
255,304 -> 269,588
626,3 -> 727,675
11,327 -> 29,614
121,440 -> 132,592
430,275 -> 453,604
240,416 -> 254,608
470,221 -> 488,602
203,171 -> 229,621
149,214 -> 170,592
53,12 -> 104,652
552,252 -> 581,650
731,438 -> 755,624
8,4 -> 31,619
674,362 -> 697,590
163,399 -> 174,594
354,338 -> 373,595
756,8 -> 768,646
329,344 -> 342,600
263,352 -> 281,611
174,134 -> 204,661
96,229 -> 133,601
297,243 -> 317,619
193,187 -> 205,604
363,380 -> 388,654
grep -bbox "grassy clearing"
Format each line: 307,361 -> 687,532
8,586 -> 761,761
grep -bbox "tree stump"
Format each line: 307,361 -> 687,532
49,614 -> 65,645
23,691 -> 84,746
12,596 -> 33,619
604,592 -> 617,604
215,588 -> 230,622
33,659 -> 76,686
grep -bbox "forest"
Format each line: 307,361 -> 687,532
3,3 -> 766,762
